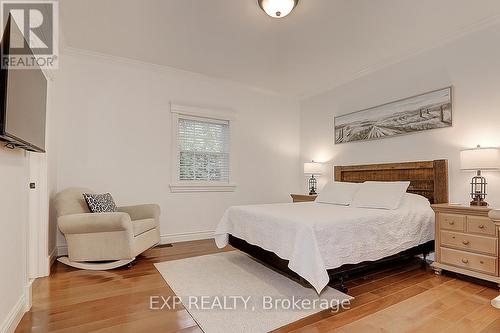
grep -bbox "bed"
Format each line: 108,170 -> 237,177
215,160 -> 449,294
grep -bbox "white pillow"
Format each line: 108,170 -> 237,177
352,181 -> 410,210
316,181 -> 361,206
400,193 -> 431,208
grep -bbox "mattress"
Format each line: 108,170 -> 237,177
214,193 -> 435,294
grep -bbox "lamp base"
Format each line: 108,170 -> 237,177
308,175 -> 317,196
470,200 -> 488,207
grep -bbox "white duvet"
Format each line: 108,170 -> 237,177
214,194 -> 434,294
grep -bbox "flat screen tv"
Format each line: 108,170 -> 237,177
0,15 -> 47,153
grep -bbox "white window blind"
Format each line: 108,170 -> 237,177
177,116 -> 230,182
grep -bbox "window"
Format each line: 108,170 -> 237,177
178,116 -> 229,182
170,104 -> 236,192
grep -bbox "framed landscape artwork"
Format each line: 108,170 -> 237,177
334,87 -> 452,144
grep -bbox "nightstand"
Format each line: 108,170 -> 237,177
290,194 -> 317,203
431,203 -> 500,288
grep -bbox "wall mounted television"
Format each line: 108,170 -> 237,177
0,15 -> 47,153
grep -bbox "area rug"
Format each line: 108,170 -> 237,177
154,251 -> 353,333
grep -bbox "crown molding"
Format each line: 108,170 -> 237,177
299,13 -> 500,100
61,11 -> 500,101
60,47 -> 288,98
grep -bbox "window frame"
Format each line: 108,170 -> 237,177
169,104 -> 237,193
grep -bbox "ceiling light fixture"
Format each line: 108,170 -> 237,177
258,0 -> 299,19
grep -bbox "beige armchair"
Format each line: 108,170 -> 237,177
54,188 -> 160,270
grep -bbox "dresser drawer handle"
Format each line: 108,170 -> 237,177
480,260 -> 485,264
461,258 -> 469,264
462,240 -> 470,245
448,221 -> 455,225
478,225 -> 485,229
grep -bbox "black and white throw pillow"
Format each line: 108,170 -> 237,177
83,193 -> 117,213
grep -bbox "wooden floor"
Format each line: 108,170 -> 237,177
16,239 -> 500,333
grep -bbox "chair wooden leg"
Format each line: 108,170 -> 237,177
57,257 -> 135,270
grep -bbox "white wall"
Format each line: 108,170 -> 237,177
0,147 -> 29,332
52,49 -> 301,248
300,23 -> 500,207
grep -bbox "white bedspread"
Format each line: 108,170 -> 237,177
214,194 -> 434,294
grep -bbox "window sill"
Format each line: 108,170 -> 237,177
169,183 -> 237,193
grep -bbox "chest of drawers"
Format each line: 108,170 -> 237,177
431,204 -> 500,287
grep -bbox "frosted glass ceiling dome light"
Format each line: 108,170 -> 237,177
258,0 -> 299,18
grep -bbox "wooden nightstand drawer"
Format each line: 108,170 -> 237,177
439,213 -> 466,232
440,230 -> 497,256
467,216 -> 497,236
440,248 -> 497,276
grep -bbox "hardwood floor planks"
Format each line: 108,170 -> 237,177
15,239 -> 500,333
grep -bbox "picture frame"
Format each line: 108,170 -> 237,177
334,87 -> 453,144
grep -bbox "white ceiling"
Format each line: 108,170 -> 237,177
60,0 -> 500,97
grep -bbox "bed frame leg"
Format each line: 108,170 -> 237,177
339,275 -> 348,294
421,252 -> 429,268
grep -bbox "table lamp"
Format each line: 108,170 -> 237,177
304,161 -> 322,195
460,145 -> 500,206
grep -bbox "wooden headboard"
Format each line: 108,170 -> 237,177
334,160 -> 449,204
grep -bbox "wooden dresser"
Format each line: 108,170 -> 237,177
431,204 -> 500,287
290,194 -> 317,203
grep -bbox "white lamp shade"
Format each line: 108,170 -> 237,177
259,0 -> 297,18
460,147 -> 500,171
304,162 -> 322,174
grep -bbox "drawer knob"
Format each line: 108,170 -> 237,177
462,240 -> 470,245
461,258 -> 469,264
480,261 -> 484,264
448,221 -> 455,225
478,225 -> 485,229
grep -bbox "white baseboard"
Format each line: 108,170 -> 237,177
0,282 -> 32,333
48,247 -> 58,271
24,281 -> 33,311
161,230 -> 214,244
55,231 -> 215,254
57,245 -> 68,257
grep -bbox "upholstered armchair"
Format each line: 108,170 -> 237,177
54,188 -> 160,270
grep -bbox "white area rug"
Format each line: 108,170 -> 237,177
154,251 -> 353,333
